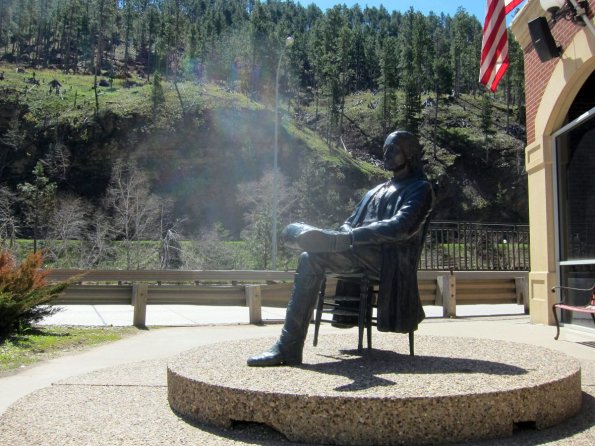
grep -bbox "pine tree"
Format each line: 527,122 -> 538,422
17,162 -> 57,253
480,93 -> 496,162
151,71 -> 165,119
377,35 -> 399,133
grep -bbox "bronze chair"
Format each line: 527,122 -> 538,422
313,274 -> 414,355
311,213 -> 433,356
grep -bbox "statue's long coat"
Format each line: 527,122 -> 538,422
337,173 -> 434,333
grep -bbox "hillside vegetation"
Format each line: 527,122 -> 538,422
0,0 -> 527,270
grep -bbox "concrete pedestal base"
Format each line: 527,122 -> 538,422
168,334 -> 581,445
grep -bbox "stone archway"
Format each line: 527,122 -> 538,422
551,71 -> 595,328
536,33 -> 595,138
525,31 -> 595,325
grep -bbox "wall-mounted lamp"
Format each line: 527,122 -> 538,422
530,0 -> 595,63
539,0 -> 590,26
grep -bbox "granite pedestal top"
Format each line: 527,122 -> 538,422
168,333 -> 582,446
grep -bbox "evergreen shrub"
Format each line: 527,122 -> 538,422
0,251 -> 70,339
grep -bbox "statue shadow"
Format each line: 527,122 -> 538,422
299,348 -> 528,392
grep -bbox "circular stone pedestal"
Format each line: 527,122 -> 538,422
167,334 -> 581,446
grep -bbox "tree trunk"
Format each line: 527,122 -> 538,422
173,80 -> 185,115
124,2 -> 132,76
434,84 -> 439,158
95,0 -> 106,75
506,77 -> 511,134
93,73 -> 99,115
382,72 -> 388,134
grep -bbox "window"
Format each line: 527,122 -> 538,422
555,107 -> 595,328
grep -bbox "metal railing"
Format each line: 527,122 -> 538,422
420,222 -> 530,271
47,269 -> 529,327
11,221 -> 530,272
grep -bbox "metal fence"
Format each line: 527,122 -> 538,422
47,269 -> 529,326
420,221 -> 530,271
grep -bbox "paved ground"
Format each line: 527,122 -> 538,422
1,304 -> 594,445
37,303 -> 526,326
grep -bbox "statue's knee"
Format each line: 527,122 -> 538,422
297,252 -> 311,270
297,252 -> 324,275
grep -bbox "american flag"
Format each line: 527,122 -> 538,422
479,0 -> 524,92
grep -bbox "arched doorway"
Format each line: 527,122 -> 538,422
553,71 -> 595,329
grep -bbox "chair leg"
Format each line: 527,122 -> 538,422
409,331 -> 414,356
366,287 -> 373,350
313,278 -> 326,347
357,276 -> 369,352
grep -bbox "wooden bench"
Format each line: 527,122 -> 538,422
551,285 -> 595,340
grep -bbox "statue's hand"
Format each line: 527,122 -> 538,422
281,223 -> 313,250
338,224 -> 353,233
281,223 -> 352,253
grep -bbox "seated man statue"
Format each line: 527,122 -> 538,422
247,130 -> 434,367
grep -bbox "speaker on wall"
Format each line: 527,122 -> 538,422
528,17 -> 561,62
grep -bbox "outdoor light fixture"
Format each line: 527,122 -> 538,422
531,0 -> 595,63
539,0 -> 590,25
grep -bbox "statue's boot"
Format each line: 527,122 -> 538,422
247,271 -> 323,366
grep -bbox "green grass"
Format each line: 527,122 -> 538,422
439,242 -> 529,251
0,62 -> 264,127
0,326 -> 139,374
9,238 -> 258,270
1,63 -> 144,120
439,243 -> 466,250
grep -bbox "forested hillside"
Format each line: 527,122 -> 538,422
0,0 -> 528,270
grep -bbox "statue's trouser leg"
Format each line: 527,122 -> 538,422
276,253 -> 326,363
247,252 -> 324,366
247,248 -> 381,367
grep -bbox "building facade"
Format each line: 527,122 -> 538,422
511,0 -> 595,329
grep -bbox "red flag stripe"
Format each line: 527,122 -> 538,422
504,0 -> 524,14
480,14 -> 506,76
481,3 -> 505,63
482,36 -> 509,91
479,0 -> 514,92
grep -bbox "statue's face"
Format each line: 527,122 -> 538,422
383,134 -> 408,172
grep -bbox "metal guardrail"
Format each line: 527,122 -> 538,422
47,269 -> 297,282
47,269 -> 529,327
421,222 -> 530,271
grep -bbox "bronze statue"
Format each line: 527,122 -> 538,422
247,130 -> 434,367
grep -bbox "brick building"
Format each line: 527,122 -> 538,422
511,0 -> 594,330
